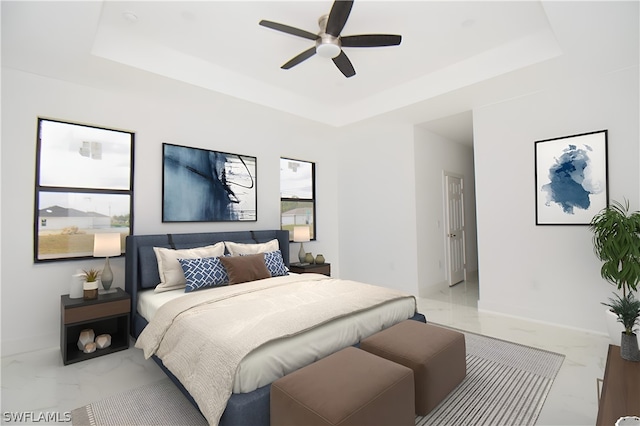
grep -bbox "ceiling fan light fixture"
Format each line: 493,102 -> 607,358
316,42 -> 341,58
260,0 -> 402,77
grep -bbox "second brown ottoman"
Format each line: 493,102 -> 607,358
360,320 -> 466,415
270,346 -> 415,426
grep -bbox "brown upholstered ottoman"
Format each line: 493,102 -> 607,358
270,346 -> 415,426
360,320 -> 466,416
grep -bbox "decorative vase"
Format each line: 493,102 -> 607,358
315,254 -> 325,264
69,273 -> 84,299
83,280 -> 99,300
304,253 -> 314,264
101,257 -> 113,291
620,332 -> 640,362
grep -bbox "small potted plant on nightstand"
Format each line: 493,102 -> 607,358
601,293 -> 640,361
589,199 -> 640,345
82,268 -> 100,300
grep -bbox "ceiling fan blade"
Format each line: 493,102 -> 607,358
259,20 -> 319,41
281,47 -> 317,69
325,0 -> 354,37
341,34 -> 402,47
332,51 -> 356,78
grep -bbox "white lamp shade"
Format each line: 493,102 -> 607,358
93,233 -> 121,257
293,226 -> 310,242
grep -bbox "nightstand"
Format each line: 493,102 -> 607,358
289,263 -> 331,276
60,287 -> 130,365
596,344 -> 640,425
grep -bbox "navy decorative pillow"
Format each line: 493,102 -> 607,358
264,250 -> 289,277
178,256 -> 229,292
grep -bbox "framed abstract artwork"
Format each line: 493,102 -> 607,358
34,118 -> 134,262
162,143 -> 257,222
534,130 -> 608,225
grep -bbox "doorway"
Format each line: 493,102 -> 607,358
444,172 -> 466,286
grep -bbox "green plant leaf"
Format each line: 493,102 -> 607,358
590,198 -> 640,295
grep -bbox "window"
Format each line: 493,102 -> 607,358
280,158 -> 316,240
34,118 -> 134,262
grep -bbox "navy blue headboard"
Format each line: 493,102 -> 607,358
125,229 -> 290,337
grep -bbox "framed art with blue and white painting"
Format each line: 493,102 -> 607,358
162,143 -> 257,222
535,130 -> 608,225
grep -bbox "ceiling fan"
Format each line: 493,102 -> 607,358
259,0 -> 402,78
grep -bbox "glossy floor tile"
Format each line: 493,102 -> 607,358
1,279 -> 610,425
418,279 -> 611,426
1,344 -> 166,422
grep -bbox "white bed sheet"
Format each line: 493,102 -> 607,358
137,274 -> 416,393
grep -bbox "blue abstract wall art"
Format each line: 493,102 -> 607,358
542,144 -> 593,213
162,143 -> 257,222
535,130 -> 608,225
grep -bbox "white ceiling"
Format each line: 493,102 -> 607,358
2,1 -> 638,146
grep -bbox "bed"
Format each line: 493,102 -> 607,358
125,230 -> 426,426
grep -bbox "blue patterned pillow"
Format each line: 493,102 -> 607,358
264,250 -> 289,277
178,256 -> 229,292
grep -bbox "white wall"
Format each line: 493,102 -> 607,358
0,68 -> 341,356
474,66 -> 639,334
414,128 -> 477,296
335,120 -> 420,295
332,120 -> 478,298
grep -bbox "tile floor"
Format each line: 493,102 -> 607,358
1,279 -> 611,425
417,279 -> 611,426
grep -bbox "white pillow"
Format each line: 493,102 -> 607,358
225,239 -> 279,256
153,242 -> 225,292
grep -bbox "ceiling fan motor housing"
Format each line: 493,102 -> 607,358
316,34 -> 342,58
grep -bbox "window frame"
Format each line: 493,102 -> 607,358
33,118 -> 135,262
280,157 -> 316,241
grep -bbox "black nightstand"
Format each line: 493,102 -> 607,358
289,263 -> 331,276
60,287 -> 130,365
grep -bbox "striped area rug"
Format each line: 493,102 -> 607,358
71,379 -> 207,426
72,329 -> 564,426
416,329 -> 565,426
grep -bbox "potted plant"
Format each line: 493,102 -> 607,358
601,293 -> 640,361
82,268 -> 100,300
589,199 -> 640,345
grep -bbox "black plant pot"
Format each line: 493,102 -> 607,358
620,332 -> 640,362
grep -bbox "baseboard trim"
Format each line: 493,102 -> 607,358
477,303 -> 608,337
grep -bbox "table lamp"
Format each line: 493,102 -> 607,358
293,226 -> 311,264
93,233 -> 121,293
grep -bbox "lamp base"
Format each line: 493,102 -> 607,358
101,257 -> 114,292
98,288 -> 118,294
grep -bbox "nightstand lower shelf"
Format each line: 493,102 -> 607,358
63,316 -> 130,364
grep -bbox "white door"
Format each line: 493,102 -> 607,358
445,174 -> 465,286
